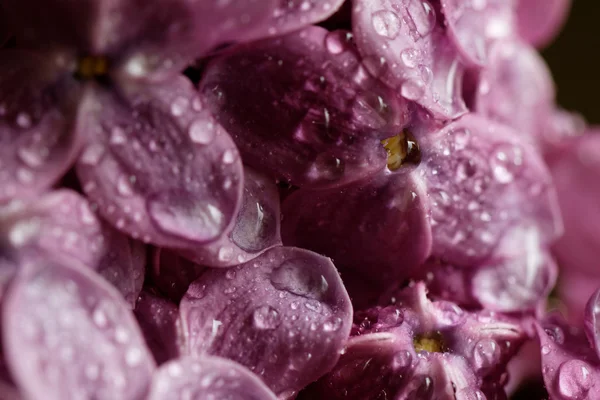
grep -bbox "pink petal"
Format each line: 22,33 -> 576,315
2,257 -> 155,400
516,0 -> 572,48
352,0 -> 468,119
179,246 -> 353,396
440,0 -> 516,66
0,50 -> 82,202
147,356 -> 277,400
76,77 -> 243,249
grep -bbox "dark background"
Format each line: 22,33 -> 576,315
543,0 -> 600,124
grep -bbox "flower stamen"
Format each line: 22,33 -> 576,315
76,56 -> 109,80
381,130 -> 421,171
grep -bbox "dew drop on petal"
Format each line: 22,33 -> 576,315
372,10 -> 401,39
252,305 -> 280,330
189,120 -> 216,145
557,360 -> 592,399
401,79 -> 426,100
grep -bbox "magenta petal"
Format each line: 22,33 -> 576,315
352,0 -> 468,119
550,133 -> 600,277
179,246 -> 353,396
536,316 -> 600,400
0,50 -> 82,202
76,77 -> 243,249
516,0 -> 571,48
440,0 -> 515,66
201,26 -> 408,188
558,270 -> 600,326
151,248 -> 206,303
2,257 -> 155,400
147,356 -> 277,400
421,114 -> 562,266
134,290 -> 180,365
474,39 -> 555,141
178,166 -> 282,267
281,171 -> 431,287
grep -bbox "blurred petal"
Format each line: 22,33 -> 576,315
2,257 -> 155,400
250,0 -> 346,38
134,290 -> 180,365
281,171 -> 431,288
0,50 -> 81,202
550,133 -> 600,276
178,167 -> 282,267
96,228 -> 146,307
471,225 -> 558,312
201,26 -> 408,188
76,77 -> 243,249
179,246 -> 352,396
147,356 -> 277,400
516,0 -> 571,48
111,0 -> 278,80
352,0 -> 468,119
558,269 -> 600,326
536,316 -> 600,400
440,0 -> 515,66
585,289 -> 600,362
474,39 -> 555,141
151,248 -> 206,303
421,114 -> 562,266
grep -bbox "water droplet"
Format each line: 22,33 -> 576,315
401,48 -> 419,68
252,305 -> 280,330
191,96 -> 203,111
271,260 -> 329,300
325,31 -> 345,54
117,175 -> 134,197
125,347 -> 143,366
218,246 -> 233,262
80,144 -> 106,166
407,0 -> 436,37
311,153 -> 345,182
17,168 -> 33,183
473,338 -> 500,370
372,10 -> 401,39
189,119 -> 216,145
401,79 -> 426,100
110,127 -> 127,145
16,112 -> 32,128
18,147 -> 46,168
392,350 -> 412,369
170,97 -> 189,116
93,308 -> 108,327
323,317 -> 343,332
222,149 -> 236,164
557,360 -> 592,399
541,345 -> 551,355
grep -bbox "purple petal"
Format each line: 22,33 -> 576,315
134,290 -> 180,365
470,225 -> 558,312
245,0 -> 346,40
201,26 -> 409,188
2,257 -> 155,400
96,226 -> 146,308
179,246 -> 353,396
474,39 -> 555,141
111,0 -> 278,80
0,189 -> 104,269
352,0 -> 468,119
536,316 -> 600,400
147,356 -> 277,400
421,114 -> 562,266
0,50 -> 82,202
440,0 -> 515,66
178,166 -> 282,267
151,248 -> 206,303
281,171 -> 431,288
76,77 -> 243,249
516,0 -> 572,48
558,269 -> 600,326
550,133 -> 600,277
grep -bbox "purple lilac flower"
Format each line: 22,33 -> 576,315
302,283 -> 527,399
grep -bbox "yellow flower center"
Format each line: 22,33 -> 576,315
413,331 -> 445,353
76,56 -> 109,80
381,130 -> 421,171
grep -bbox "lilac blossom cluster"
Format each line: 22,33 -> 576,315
0,0 -> 597,399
